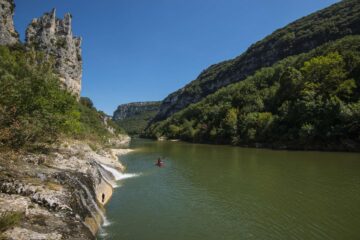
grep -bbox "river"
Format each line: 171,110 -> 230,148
98,139 -> 360,240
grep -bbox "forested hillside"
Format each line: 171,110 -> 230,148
152,0 -> 360,123
144,36 -> 360,151
113,102 -> 160,135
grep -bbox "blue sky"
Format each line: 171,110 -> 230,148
14,0 -> 339,115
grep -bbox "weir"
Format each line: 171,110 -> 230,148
74,178 -> 111,227
100,163 -> 140,181
96,163 -> 118,188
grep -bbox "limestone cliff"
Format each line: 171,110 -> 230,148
114,101 -> 161,121
113,101 -> 161,135
26,9 -> 82,96
0,0 -> 19,45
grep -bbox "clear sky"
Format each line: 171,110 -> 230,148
14,0 -> 339,115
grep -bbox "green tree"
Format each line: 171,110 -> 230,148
80,97 -> 94,109
0,46 -> 80,148
301,52 -> 348,97
223,108 -> 238,137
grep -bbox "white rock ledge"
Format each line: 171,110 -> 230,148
0,139 -> 133,239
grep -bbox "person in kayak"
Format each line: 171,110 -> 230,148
156,158 -> 163,167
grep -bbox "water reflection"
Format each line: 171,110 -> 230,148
100,139 -> 360,240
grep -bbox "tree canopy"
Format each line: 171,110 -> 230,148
144,36 -> 360,151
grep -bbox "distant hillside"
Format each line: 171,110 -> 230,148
113,102 -> 160,135
145,36 -> 360,151
152,0 -> 360,123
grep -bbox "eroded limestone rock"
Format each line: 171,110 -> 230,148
0,0 -> 19,45
26,9 -> 82,96
0,140 -> 131,239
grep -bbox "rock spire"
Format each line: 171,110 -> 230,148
0,0 -> 19,45
26,8 -> 82,96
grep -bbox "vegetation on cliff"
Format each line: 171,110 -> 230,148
115,110 -> 158,135
113,102 -> 160,135
0,45 -> 123,150
144,36 -> 360,151
79,97 -> 125,142
0,3 -> 126,239
152,0 -> 360,123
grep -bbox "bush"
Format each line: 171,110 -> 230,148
79,97 -> 94,109
0,46 -> 80,149
77,98 -> 125,143
0,46 -> 124,149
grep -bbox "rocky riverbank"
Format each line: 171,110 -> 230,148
0,137 -> 132,239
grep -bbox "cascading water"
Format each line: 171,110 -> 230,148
74,178 -> 111,227
97,163 -> 118,188
100,163 -> 140,181
79,192 -> 101,226
92,160 -> 140,238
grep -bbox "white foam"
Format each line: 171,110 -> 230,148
75,178 -> 110,226
97,166 -> 118,188
100,164 -> 140,181
118,173 -> 141,180
98,228 -> 109,238
102,218 -> 111,227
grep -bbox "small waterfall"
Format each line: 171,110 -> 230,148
100,163 -> 140,181
74,178 -> 111,227
97,164 -> 118,188
79,192 -> 101,226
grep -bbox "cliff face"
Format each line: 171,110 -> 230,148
113,101 -> 161,121
113,101 -> 161,135
152,0 -> 360,123
26,9 -> 82,96
0,0 -> 19,45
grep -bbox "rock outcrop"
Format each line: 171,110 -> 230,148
0,0 -> 19,45
26,9 -> 82,96
113,101 -> 161,121
0,140 -> 131,239
113,101 -> 161,135
152,0 -> 360,123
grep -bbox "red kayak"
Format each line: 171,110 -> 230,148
155,159 -> 164,167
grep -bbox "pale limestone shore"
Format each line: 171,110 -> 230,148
0,139 -> 133,239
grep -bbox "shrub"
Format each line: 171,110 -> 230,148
0,46 -> 80,149
0,46 -> 123,149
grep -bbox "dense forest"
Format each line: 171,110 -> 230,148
152,0 -> 360,123
0,45 -> 123,150
144,36 -> 360,151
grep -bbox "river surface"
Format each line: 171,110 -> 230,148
98,139 -> 360,240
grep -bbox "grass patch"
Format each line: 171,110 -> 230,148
0,211 -> 23,232
46,182 -> 63,191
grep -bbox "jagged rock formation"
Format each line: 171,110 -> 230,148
113,101 -> 161,135
0,0 -> 19,45
26,9 -> 82,96
0,2 -> 82,96
152,0 -> 360,123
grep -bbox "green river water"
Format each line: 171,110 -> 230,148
98,139 -> 360,240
